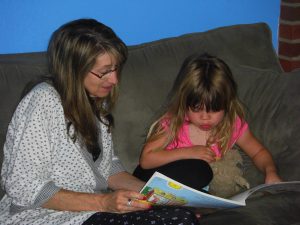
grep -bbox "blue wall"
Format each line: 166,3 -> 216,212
0,0 -> 280,54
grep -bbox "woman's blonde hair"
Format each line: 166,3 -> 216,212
47,18 -> 128,160
147,53 -> 245,155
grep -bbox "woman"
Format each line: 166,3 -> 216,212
0,19 -> 199,225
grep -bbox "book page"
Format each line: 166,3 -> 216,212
230,181 -> 300,204
140,172 -> 300,209
140,172 -> 245,209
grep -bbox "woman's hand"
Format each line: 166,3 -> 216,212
95,190 -> 151,213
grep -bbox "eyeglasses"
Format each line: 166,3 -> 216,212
90,65 -> 119,79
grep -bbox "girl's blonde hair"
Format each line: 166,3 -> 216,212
147,53 -> 245,155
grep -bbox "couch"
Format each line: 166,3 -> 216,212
1,23 -> 300,224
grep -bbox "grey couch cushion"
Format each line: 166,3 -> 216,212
200,191 -> 300,225
231,66 -> 300,186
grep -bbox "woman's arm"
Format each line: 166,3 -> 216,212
42,172 -> 150,212
140,133 -> 215,169
42,186 -> 149,213
42,189 -> 101,212
236,129 -> 282,184
108,171 -> 145,192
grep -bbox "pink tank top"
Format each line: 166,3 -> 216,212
162,117 -> 248,157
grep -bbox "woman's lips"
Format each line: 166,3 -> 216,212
102,85 -> 113,92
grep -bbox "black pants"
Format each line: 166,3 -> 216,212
133,159 -> 213,192
82,206 -> 199,225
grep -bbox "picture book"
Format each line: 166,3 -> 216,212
140,172 -> 300,209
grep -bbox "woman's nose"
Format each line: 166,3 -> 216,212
107,71 -> 118,85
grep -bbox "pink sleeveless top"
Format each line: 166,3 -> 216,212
162,117 -> 248,157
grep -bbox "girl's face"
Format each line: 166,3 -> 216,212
84,53 -> 118,98
186,108 -> 225,131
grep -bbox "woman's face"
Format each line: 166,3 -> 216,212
84,53 -> 119,98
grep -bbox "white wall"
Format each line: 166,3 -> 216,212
0,0 -> 280,54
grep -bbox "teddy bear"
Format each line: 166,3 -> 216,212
208,148 -> 250,198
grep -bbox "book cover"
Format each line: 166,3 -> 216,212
140,171 -> 300,209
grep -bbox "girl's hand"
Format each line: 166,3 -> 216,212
265,171 -> 283,184
189,145 -> 216,163
96,190 -> 151,213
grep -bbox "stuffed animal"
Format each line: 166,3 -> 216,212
208,148 -> 250,198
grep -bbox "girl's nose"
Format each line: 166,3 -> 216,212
200,111 -> 210,120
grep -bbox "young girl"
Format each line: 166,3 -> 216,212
133,53 -> 282,192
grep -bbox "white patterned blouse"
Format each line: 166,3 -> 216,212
0,82 -> 125,225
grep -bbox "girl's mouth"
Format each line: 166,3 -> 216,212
200,124 -> 211,130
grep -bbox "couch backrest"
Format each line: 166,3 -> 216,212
112,22 -> 282,173
0,23 -> 282,198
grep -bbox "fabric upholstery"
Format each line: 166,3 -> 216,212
200,191 -> 300,225
1,23 -> 299,225
232,66 -> 300,186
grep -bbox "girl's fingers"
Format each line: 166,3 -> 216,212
202,153 -> 216,163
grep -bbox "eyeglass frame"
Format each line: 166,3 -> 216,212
90,65 -> 119,79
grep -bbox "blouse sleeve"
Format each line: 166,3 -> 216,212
110,141 -> 126,176
95,116 -> 125,180
1,84 -> 62,212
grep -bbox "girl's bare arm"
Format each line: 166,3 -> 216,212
237,129 -> 282,184
140,133 -> 215,169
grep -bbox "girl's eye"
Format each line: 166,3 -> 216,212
191,106 -> 205,112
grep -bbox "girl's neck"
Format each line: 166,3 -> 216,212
189,123 -> 210,146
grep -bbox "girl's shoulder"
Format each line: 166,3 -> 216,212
234,116 -> 248,130
232,116 -> 249,140
159,114 -> 171,127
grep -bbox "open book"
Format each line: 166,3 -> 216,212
140,172 -> 300,209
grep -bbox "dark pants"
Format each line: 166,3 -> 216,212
82,206 -> 199,225
133,159 -> 213,192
